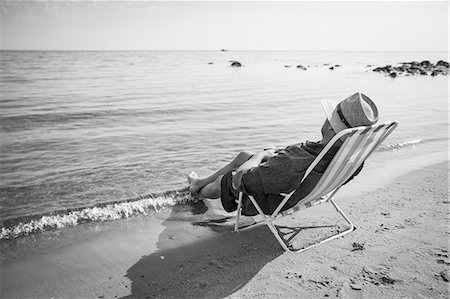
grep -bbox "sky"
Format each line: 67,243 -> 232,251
0,1 -> 448,51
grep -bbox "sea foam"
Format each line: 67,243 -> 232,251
376,139 -> 423,151
0,188 -> 191,240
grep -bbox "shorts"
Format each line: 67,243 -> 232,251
220,170 -> 239,212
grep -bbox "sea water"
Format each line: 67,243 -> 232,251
0,50 -> 448,239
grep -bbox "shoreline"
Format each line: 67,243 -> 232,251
0,148 -> 448,298
0,137 -> 446,241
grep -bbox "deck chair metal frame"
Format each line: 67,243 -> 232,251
233,121 -> 398,252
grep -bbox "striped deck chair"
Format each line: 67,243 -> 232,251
234,121 -> 398,252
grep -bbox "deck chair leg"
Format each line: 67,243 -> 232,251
234,192 -> 243,232
329,198 -> 354,229
294,198 -> 355,252
234,196 -> 355,252
266,220 -> 290,251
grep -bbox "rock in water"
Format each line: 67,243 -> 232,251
420,60 -> 431,67
436,60 -> 450,68
373,60 -> 449,77
296,65 -> 307,70
230,60 -> 242,67
431,70 -> 441,76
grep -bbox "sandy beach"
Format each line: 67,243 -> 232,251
1,148 -> 448,299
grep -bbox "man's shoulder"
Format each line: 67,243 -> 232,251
282,140 -> 324,157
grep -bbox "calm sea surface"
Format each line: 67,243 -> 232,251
0,51 -> 448,236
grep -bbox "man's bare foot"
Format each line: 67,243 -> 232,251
187,171 -> 203,194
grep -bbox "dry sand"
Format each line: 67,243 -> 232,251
1,158 -> 448,298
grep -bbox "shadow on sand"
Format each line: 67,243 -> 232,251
123,201 -> 284,298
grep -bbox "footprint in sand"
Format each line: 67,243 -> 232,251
431,248 -> 449,265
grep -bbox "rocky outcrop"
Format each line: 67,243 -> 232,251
373,60 -> 449,77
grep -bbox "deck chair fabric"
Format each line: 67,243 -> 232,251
233,121 -> 398,252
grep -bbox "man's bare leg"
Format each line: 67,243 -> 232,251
188,151 -> 254,195
197,176 -> 223,199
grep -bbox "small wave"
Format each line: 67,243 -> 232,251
0,188 -> 191,240
0,108 -> 198,132
376,139 -> 423,152
0,75 -> 33,84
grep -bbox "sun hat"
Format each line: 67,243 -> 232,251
321,92 -> 379,134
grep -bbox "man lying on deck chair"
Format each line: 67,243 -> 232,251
188,92 -> 379,216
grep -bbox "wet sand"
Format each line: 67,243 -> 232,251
0,152 -> 448,298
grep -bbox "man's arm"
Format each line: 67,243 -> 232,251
232,149 -> 276,190
237,149 -> 275,172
